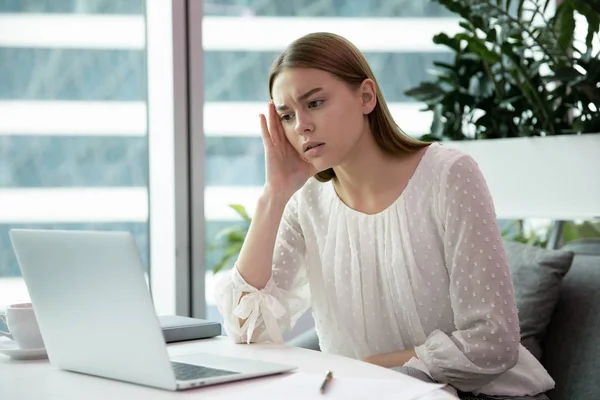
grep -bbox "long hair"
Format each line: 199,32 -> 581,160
268,32 -> 430,182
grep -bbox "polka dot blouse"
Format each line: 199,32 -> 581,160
214,142 -> 554,396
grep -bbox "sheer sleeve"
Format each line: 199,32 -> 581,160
414,153 -> 520,392
213,195 -> 311,344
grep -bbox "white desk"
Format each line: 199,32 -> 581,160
0,336 -> 455,399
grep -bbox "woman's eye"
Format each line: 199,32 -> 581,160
280,114 -> 293,121
308,100 -> 323,108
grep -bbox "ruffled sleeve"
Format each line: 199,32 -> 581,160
414,153 -> 520,392
213,195 -> 311,344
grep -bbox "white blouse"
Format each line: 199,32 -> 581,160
214,142 -> 555,396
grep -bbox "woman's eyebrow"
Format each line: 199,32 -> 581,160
276,87 -> 324,111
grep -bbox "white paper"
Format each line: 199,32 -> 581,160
246,372 -> 446,400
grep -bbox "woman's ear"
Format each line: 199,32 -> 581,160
359,79 -> 377,114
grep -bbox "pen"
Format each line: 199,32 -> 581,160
320,370 -> 333,394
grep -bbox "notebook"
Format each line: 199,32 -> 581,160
158,315 -> 221,343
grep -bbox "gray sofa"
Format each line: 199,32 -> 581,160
541,239 -> 600,400
288,239 -> 600,400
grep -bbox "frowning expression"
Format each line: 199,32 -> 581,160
271,68 -> 374,171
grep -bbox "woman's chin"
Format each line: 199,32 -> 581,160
312,160 -> 333,173
308,155 -> 335,172
304,152 -> 340,174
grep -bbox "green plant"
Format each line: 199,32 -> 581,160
405,0 -> 600,141
562,220 -> 600,242
501,219 -> 600,248
210,204 -> 251,274
501,220 -> 549,247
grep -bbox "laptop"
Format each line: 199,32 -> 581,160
9,229 -> 296,391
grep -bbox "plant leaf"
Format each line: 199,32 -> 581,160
223,241 -> 244,257
455,33 -> 502,63
404,82 -> 446,102
433,61 -> 456,70
542,0 -> 552,13
436,0 -> 472,20
433,32 -> 462,52
212,242 -> 244,274
459,20 -> 475,32
554,1 -> 576,52
418,133 -> 441,142
544,66 -> 583,82
212,257 -> 231,274
571,0 -> 600,49
225,231 -> 245,243
215,225 -> 247,240
229,204 -> 251,222
487,26 -> 498,43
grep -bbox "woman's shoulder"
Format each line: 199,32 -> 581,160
422,142 -> 478,179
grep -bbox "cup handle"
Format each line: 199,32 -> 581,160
0,313 -> 13,340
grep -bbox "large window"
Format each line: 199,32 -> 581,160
0,0 -> 186,316
200,0 -> 459,333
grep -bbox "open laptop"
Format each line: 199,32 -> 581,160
9,229 -> 295,391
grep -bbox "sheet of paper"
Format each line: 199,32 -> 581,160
246,372 -> 446,400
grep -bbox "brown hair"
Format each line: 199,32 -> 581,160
268,32 -> 430,182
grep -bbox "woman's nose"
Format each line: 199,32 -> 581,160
295,112 -> 314,135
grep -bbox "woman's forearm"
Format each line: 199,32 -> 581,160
235,187 -> 290,290
363,349 -> 417,368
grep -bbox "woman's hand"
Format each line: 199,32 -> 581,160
260,101 -> 317,200
363,349 -> 417,368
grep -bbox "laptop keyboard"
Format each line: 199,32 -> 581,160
171,361 -> 239,381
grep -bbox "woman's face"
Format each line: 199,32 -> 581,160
271,68 -> 376,172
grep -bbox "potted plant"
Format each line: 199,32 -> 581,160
405,0 -> 599,140
404,0 -> 600,222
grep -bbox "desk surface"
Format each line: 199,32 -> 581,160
0,336 -> 454,399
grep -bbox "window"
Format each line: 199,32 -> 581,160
0,0 -> 185,316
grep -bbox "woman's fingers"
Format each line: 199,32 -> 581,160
267,101 -> 286,147
259,113 -> 274,149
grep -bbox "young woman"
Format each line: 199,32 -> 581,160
214,32 -> 554,399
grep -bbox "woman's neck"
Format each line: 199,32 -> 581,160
332,130 -> 427,214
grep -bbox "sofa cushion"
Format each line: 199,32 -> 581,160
503,240 -> 574,360
541,239 -> 600,400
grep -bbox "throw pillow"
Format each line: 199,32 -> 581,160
503,240 -> 574,360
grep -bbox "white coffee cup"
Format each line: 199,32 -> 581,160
0,303 -> 45,350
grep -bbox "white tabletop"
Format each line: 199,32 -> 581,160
0,336 -> 455,399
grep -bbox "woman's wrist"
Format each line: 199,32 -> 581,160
261,185 -> 293,208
